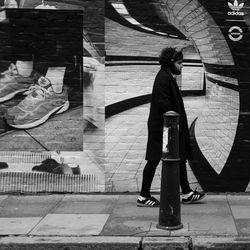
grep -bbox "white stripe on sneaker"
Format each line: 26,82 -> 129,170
145,200 -> 155,206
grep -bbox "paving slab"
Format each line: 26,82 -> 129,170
172,195 -> 238,236
230,205 -> 250,219
102,215 -> 156,236
0,217 -> 42,235
30,214 -> 109,236
53,195 -> 118,214
101,195 -> 159,236
227,195 -> 250,219
148,222 -> 186,237
234,219 -> 250,236
0,195 -> 63,217
174,214 -> 237,236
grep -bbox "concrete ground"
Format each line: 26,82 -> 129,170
0,194 -> 250,249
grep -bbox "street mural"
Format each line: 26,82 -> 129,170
0,0 -> 105,192
105,0 -> 250,192
0,0 -> 249,193
191,0 -> 250,192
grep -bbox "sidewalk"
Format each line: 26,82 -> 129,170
0,193 -> 250,249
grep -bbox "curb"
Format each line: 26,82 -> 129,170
192,236 -> 250,250
0,236 -> 141,250
1,236 -> 250,250
141,236 -> 191,250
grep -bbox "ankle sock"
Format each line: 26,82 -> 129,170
4,0 -> 18,8
138,196 -> 147,201
45,67 -> 66,93
16,60 -> 33,77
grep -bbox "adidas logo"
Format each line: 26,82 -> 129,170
228,0 -> 244,15
228,0 -> 244,11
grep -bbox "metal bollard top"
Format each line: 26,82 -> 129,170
163,111 -> 180,117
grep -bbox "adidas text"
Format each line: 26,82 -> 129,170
227,11 -> 244,15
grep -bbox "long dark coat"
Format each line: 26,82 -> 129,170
145,66 -> 192,162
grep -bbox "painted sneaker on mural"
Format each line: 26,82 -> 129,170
32,159 -> 80,175
53,164 -> 81,175
4,0 -> 18,8
5,76 -> 69,129
32,158 -> 60,173
0,162 -> 8,170
35,0 -> 56,9
0,63 -> 35,102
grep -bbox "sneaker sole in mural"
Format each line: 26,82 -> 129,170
7,100 -> 70,129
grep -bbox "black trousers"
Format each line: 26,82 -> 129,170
140,160 -> 191,197
2,9 -> 83,74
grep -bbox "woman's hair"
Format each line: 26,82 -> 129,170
159,47 -> 183,67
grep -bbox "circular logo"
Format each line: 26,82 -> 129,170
228,26 -> 243,41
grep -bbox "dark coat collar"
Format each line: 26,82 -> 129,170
161,65 -> 175,80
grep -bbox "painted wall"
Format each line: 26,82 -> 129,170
0,0 -> 249,193
105,0 -> 250,192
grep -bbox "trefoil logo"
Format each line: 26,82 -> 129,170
228,0 -> 244,16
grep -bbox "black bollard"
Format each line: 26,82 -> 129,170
156,111 -> 183,230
